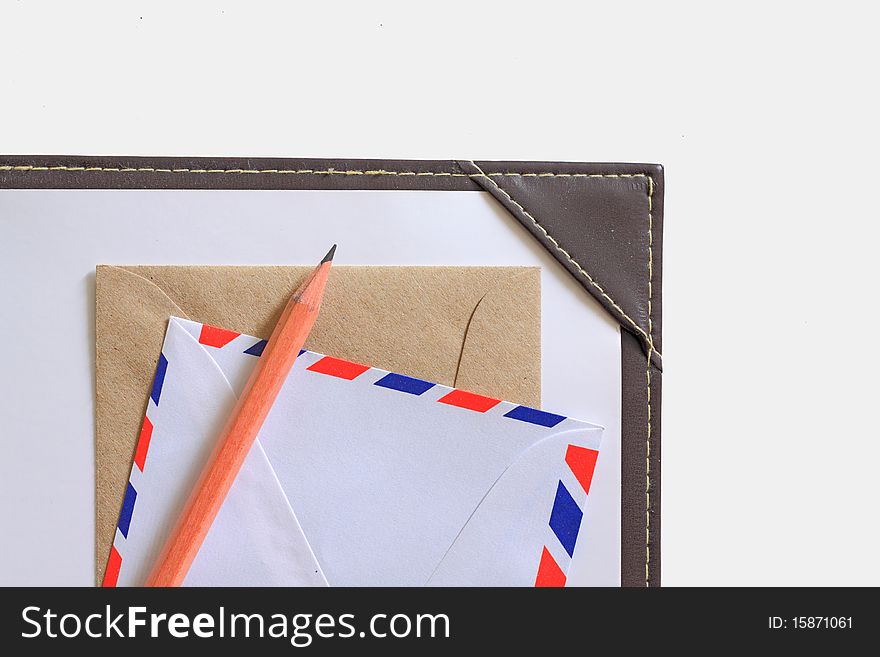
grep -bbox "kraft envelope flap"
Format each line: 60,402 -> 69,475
95,265 -> 540,584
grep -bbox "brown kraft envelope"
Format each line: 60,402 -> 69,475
94,265 -> 541,584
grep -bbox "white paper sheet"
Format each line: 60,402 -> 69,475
112,317 -> 603,587
0,188 -> 621,585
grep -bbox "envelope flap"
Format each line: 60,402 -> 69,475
426,427 -> 602,587
109,317 -> 326,587
120,265 -> 541,399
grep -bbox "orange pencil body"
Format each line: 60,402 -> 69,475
145,250 -> 334,586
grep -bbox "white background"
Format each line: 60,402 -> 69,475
2,1 -> 879,585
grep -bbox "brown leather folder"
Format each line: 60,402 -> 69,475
0,156 -> 664,586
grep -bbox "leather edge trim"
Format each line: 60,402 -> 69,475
621,332 -> 662,587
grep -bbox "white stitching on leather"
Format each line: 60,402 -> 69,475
0,164 -> 648,179
464,161 -> 659,360
646,176 -> 654,587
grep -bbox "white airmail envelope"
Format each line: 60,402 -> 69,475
106,317 -> 603,587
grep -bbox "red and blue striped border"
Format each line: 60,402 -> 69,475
534,445 -> 599,587
103,347 -> 169,587
305,353 -> 568,427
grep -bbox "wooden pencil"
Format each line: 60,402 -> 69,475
145,245 -> 336,587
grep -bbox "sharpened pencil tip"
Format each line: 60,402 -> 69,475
321,244 -> 337,264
